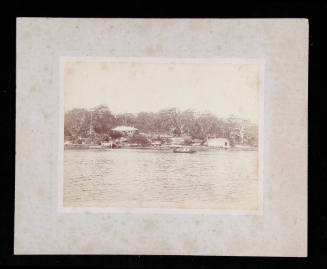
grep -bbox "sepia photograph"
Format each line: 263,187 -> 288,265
61,58 -> 263,213
15,17 -> 308,256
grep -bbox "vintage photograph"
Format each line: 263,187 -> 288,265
15,17 -> 307,257
62,58 -> 262,212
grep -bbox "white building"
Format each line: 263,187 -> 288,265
206,138 -> 230,148
101,141 -> 113,147
111,126 -> 138,136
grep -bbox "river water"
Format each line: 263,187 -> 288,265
64,148 -> 258,210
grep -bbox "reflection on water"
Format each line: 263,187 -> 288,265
64,149 -> 258,210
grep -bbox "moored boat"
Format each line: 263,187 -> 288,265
173,147 -> 196,153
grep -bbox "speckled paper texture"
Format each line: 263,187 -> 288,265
15,18 -> 308,256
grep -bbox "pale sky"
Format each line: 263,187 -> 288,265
64,61 -> 259,123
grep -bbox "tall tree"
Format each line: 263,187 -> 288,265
115,113 -> 137,127
64,108 -> 90,138
92,105 -> 115,134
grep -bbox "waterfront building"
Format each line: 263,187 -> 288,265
206,138 -> 230,148
111,126 -> 138,136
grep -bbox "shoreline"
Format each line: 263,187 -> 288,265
64,144 -> 258,151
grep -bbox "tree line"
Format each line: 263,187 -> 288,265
64,105 -> 258,146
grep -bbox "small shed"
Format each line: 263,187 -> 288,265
207,138 -> 230,148
101,141 -> 113,147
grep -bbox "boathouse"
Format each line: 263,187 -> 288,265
206,138 -> 230,148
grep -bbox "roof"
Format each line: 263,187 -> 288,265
112,126 -> 138,131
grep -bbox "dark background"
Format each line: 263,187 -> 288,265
1,1 -> 325,268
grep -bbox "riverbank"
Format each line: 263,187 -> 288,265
64,144 -> 257,151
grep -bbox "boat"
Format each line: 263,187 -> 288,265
173,147 -> 196,153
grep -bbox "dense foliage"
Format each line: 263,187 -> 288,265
64,105 -> 258,146
128,134 -> 151,146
